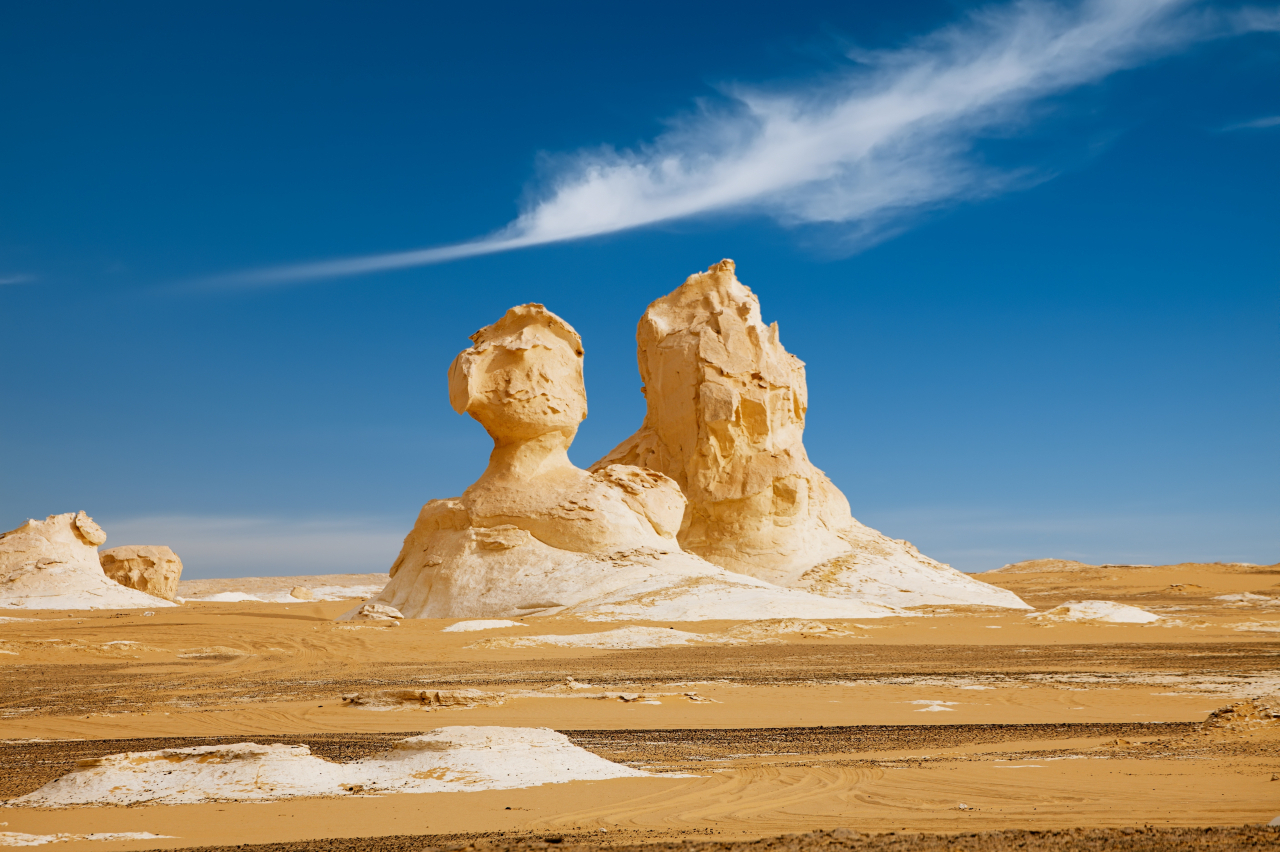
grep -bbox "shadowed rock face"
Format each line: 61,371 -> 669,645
100,545 -> 184,602
594,261 -> 1030,610
346,303 -> 895,622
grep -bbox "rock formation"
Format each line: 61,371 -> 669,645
594,260 -> 1029,610
100,545 -> 183,601
346,303 -> 893,621
0,513 -> 176,610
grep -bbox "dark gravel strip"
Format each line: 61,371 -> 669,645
559,722 -> 1198,765
128,825 -> 1280,852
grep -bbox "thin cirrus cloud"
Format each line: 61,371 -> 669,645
0,274 -> 35,286
206,0 -> 1277,289
1219,115 -> 1280,130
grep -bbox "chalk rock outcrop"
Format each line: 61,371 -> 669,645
0,513 -> 176,610
346,304 -> 893,621
594,260 -> 1029,610
100,545 -> 183,601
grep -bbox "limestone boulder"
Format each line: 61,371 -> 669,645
100,545 -> 183,601
593,260 -> 1029,610
0,513 -> 175,610
344,303 -> 894,622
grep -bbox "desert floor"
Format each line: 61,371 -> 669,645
1,562 -> 1278,852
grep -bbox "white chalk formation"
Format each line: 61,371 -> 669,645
442,619 -> 525,632
0,513 -> 175,610
468,620 -> 862,650
9,727 -> 647,806
1027,600 -> 1162,623
99,545 -> 183,601
347,303 -> 895,622
595,260 -> 1029,610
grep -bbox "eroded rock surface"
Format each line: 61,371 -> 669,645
347,303 -> 892,621
100,545 -> 183,601
0,513 -> 175,610
594,260 -> 1028,610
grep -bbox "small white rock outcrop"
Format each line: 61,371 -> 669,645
10,727 -> 647,806
0,513 -> 175,610
1027,600 -> 1161,623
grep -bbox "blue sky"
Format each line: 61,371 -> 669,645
2,0 -> 1277,578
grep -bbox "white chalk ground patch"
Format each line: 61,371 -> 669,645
1225,621 -> 1280,633
1027,600 -> 1161,624
443,619 -> 525,632
469,620 -> 864,650
472,626 -> 704,650
909,700 -> 959,712
0,833 -> 172,847
186,584 -> 385,603
1214,593 -> 1279,606
7,727 -> 648,807
833,672 -> 1280,698
565,575 -> 901,622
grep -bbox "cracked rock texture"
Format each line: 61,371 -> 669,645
100,545 -> 183,601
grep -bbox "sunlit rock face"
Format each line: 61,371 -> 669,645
594,260 -> 1030,610
0,512 -> 175,610
100,545 -> 183,602
344,303 -> 896,622
441,303 -> 685,557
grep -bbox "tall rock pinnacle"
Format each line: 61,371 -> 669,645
594,260 -> 1030,609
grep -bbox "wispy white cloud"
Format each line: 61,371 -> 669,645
1219,114 -> 1280,131
0,274 -> 35,286
206,0 -> 1277,288
1233,4 -> 1280,28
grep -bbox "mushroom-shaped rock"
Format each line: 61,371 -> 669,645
343,304 -> 894,622
100,545 -> 183,602
593,261 -> 1029,610
1,513 -> 175,610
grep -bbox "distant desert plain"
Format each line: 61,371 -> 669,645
2,263 -> 1277,852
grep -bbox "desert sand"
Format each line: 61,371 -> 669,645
1,561 -> 1278,851
1,263 -> 1276,852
